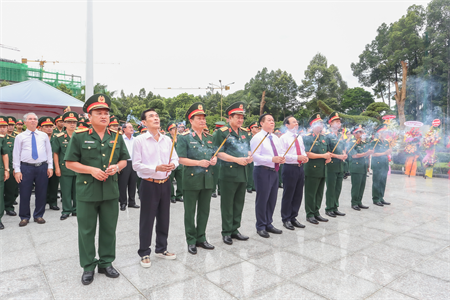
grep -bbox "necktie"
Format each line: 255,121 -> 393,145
294,136 -> 302,165
31,131 -> 39,160
268,135 -> 279,171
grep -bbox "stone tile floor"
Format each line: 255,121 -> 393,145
0,174 -> 449,299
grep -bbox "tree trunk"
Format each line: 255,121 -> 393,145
394,61 -> 408,129
260,91 -> 266,116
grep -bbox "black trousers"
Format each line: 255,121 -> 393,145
281,164 -> 304,223
138,179 -> 170,257
119,161 -> 137,206
19,162 -> 48,220
254,166 -> 278,231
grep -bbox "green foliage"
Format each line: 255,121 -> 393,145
341,87 -> 375,115
361,102 -> 394,119
0,80 -> 10,87
317,100 -> 380,127
56,84 -> 73,96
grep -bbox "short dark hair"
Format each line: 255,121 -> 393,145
283,115 -> 294,126
141,108 -> 156,121
259,113 -> 272,126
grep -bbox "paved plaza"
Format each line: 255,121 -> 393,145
0,174 -> 449,299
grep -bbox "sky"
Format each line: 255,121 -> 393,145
0,0 -> 433,101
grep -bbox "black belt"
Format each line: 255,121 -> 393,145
21,161 -> 47,167
256,166 -> 276,172
285,163 -> 303,167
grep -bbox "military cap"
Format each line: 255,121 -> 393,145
54,115 -> 63,123
185,102 -> 206,120
16,119 -> 24,125
215,121 -> 226,128
351,125 -> 364,134
307,113 -> 324,127
77,121 -> 89,129
38,116 -> 54,127
109,116 -> 119,126
63,106 -> 71,113
375,124 -> 388,133
6,116 -> 16,125
226,101 -> 245,116
166,122 -> 177,132
178,122 -> 185,128
78,117 -> 86,123
274,128 -> 281,134
83,93 -> 111,113
63,111 -> 79,122
137,124 -> 147,133
328,111 -> 342,124
0,116 -> 8,126
249,121 -> 259,130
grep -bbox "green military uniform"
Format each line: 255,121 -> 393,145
53,115 -> 64,137
6,116 -> 19,137
347,127 -> 369,207
372,124 -> 390,204
325,112 -> 345,213
246,121 -> 258,193
3,132 -> 17,214
213,102 -> 251,238
166,122 -> 183,202
0,129 -> 10,228
52,111 -> 79,218
176,103 -> 215,246
303,113 -> 328,220
64,94 -> 130,272
212,121 -> 226,197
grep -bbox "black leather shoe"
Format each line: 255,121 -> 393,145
374,202 -> 384,207
291,220 -> 306,228
279,183 -> 283,188
315,215 -> 329,222
120,204 -> 126,211
325,211 -> 336,218
246,189 -> 252,194
381,201 -> 390,205
257,230 -> 270,238
60,214 -> 70,220
171,199 -> 176,203
222,236 -> 233,245
98,266 -> 120,278
283,221 -> 295,230
196,241 -> 215,249
0,222 -> 4,230
211,193 -> 217,198
72,213 -> 77,216
49,205 -> 60,211
334,210 -> 346,216
358,204 -> 369,209
13,201 -> 18,205
81,271 -> 94,285
231,233 -> 249,240
6,210 -> 16,216
352,205 -> 361,211
266,227 -> 282,234
188,244 -> 197,255
307,217 -> 319,224
176,198 -> 183,202
128,204 -> 140,208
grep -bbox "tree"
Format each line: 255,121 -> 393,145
0,80 -> 10,87
56,84 -> 73,96
299,53 -> 348,112
341,87 -> 375,115
361,102 -> 393,120
317,100 -> 379,127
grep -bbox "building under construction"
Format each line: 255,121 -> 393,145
0,58 -> 82,96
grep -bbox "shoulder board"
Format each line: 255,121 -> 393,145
181,131 -> 190,136
373,138 -> 379,142
306,133 -> 312,136
14,131 -> 19,134
56,132 -> 65,138
240,127 -> 249,132
110,129 -> 123,135
203,132 -> 212,137
220,126 -> 229,132
0,134 -> 4,138
75,128 -> 89,134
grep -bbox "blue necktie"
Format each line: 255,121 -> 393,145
31,131 -> 38,160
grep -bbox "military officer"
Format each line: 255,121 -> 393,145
109,116 -> 120,132
176,102 -> 217,255
15,119 -> 24,134
246,121 -> 259,193
6,116 -> 19,137
65,94 -> 129,285
347,125 -> 373,210
324,112 -> 347,218
166,122 -> 183,203
53,111 -> 79,220
213,102 -> 252,245
38,117 -> 60,211
1,117 -> 18,215
211,121 -> 226,198
0,117 -> 10,229
371,124 -> 391,206
53,115 -> 64,135
303,113 -> 331,225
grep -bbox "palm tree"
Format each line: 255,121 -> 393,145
241,92 -> 259,116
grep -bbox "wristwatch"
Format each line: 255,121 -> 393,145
5,169 -> 10,172
116,165 -> 119,172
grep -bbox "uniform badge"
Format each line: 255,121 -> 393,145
98,95 -> 105,102
239,104 -> 243,109
198,104 -> 203,110
84,141 -> 95,144
316,114 -> 320,118
241,135 -> 246,139
69,113 -> 74,117
207,141 -> 212,144
110,140 -> 115,143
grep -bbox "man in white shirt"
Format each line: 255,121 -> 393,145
133,109 -> 178,267
13,112 -> 54,227
279,116 -> 309,230
119,122 -> 139,211
250,113 -> 285,238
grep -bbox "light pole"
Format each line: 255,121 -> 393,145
209,80 -> 234,120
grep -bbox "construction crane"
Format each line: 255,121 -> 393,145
21,58 -> 59,69
0,44 -> 20,51
155,80 -> 234,120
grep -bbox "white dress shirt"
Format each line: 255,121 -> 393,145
132,131 -> 179,179
13,129 -> 53,172
279,130 -> 306,164
122,134 -> 134,161
250,129 -> 282,168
